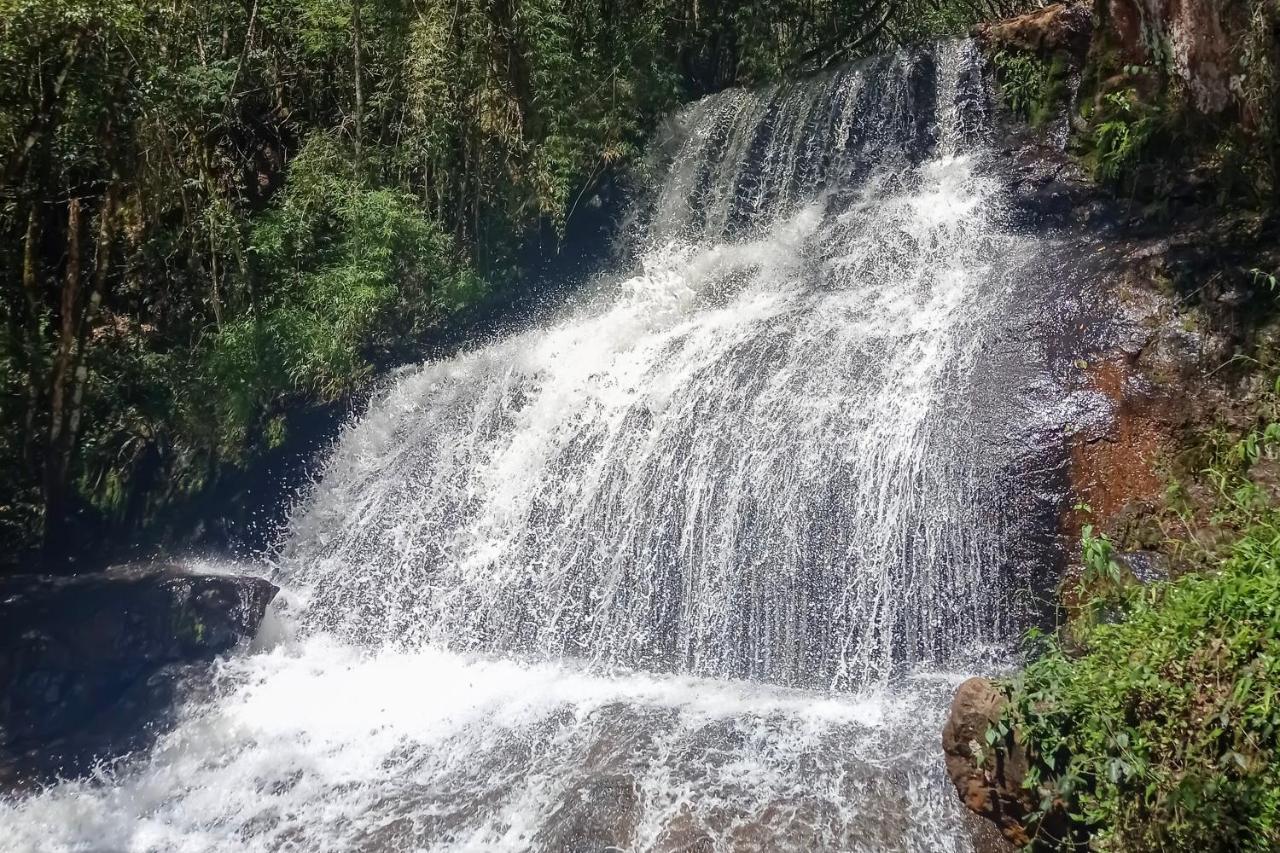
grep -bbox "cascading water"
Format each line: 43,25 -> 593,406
2,42 -> 1056,852
282,43 -> 1018,690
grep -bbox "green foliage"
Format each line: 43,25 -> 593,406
0,0 -> 1040,557
1003,421 -> 1280,851
1071,0 -> 1278,206
202,135 -> 480,457
1087,89 -> 1161,185
992,49 -> 1068,128
1251,267 -> 1279,293
1080,522 -> 1123,587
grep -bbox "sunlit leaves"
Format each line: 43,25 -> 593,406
1003,421 -> 1280,851
202,133 -> 481,457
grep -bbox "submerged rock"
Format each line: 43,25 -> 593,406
0,564 -> 276,788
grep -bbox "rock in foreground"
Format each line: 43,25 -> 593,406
942,677 -> 1035,847
0,564 -> 277,788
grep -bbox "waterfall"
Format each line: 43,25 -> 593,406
1,41 -> 1055,852
282,42 -> 1021,689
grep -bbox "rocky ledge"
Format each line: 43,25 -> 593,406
0,564 -> 276,789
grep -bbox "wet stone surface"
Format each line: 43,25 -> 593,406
0,564 -> 276,789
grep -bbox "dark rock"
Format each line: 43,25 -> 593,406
1114,549 -> 1172,584
1104,0 -> 1234,113
0,564 -> 276,787
989,131 -> 1111,231
964,809 -> 1020,853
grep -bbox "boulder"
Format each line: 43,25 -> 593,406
0,563 -> 276,787
941,677 -> 1035,847
944,678 -> 1089,849
973,3 -> 1093,62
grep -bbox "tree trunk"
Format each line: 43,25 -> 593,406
66,184 -> 117,462
21,208 -> 43,464
43,197 -> 84,553
210,230 -> 224,329
353,0 -> 364,159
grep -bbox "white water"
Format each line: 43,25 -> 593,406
2,43 -> 1038,851
7,636 -> 978,852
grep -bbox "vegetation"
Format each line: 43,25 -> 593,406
976,1 -> 1280,828
999,400 -> 1280,850
1,0 -> 1026,567
982,0 -> 1278,208
1085,86 -> 1162,185
1075,0 -> 1279,204
990,48 -> 1068,128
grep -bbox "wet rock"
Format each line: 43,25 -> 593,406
941,677 -> 1035,847
965,809 -> 1020,853
1114,549 -> 1172,584
991,131 -> 1111,231
535,773 -> 639,851
1067,360 -> 1171,543
0,564 -> 276,787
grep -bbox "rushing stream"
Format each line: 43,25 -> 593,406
3,41 -> 1067,851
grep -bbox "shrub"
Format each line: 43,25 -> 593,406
1001,423 -> 1280,851
1087,89 -> 1162,185
992,49 -> 1069,128
200,134 -> 483,459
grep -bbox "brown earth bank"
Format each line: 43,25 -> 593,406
945,1 -> 1280,848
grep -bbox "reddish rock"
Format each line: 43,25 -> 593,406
941,677 -> 1035,847
978,0 -> 1242,115
973,3 -> 1094,62
1101,0 -> 1241,113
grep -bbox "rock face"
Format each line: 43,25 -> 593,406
0,564 -> 276,787
973,2 -> 1093,61
942,678 -> 1035,847
947,0 -> 1280,836
977,0 -> 1242,115
1105,0 -> 1234,113
945,209 -> 1280,845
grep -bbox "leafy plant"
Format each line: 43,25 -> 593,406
1080,523 -> 1123,587
1250,267 -> 1278,292
1090,89 -> 1161,184
201,134 -> 481,457
992,49 -> 1068,128
1001,420 -> 1280,850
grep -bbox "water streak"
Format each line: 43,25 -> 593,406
283,41 -> 1021,690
